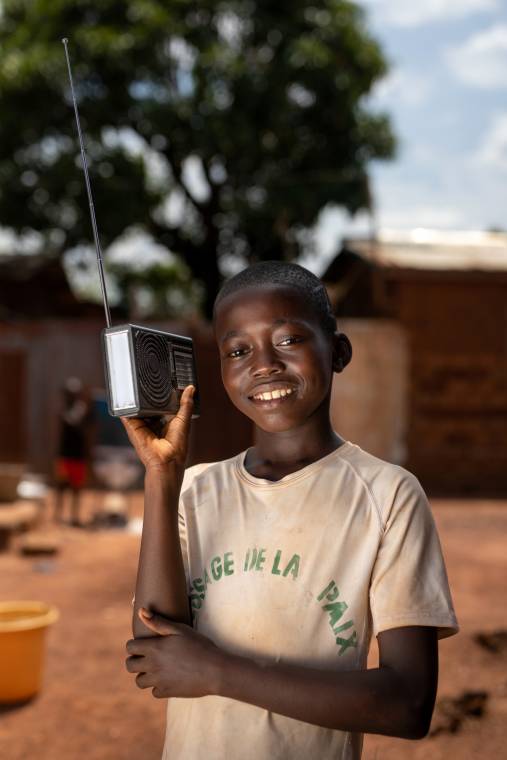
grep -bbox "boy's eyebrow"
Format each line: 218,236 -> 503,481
220,329 -> 245,344
220,319 -> 309,344
272,318 -> 309,329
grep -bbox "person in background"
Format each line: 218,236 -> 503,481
54,377 -> 93,527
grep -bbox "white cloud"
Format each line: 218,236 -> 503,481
446,24 -> 507,89
302,208 -> 373,273
371,69 -> 433,108
378,204 -> 464,229
363,0 -> 499,28
474,112 -> 507,170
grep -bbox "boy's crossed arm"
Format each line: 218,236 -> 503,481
126,610 -> 438,740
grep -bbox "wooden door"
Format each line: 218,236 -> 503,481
0,351 -> 26,462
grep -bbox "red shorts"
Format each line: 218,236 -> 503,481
55,458 -> 87,489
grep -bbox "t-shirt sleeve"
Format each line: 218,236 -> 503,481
178,462 -> 212,593
178,465 -> 199,593
369,471 -> 459,640
178,500 -> 190,592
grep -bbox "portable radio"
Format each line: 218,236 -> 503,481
101,323 -> 198,417
62,39 -> 199,419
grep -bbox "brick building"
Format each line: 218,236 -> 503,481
323,229 -> 507,495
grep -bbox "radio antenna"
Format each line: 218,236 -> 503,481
62,37 -> 112,328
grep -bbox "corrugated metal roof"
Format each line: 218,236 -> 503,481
345,229 -> 507,271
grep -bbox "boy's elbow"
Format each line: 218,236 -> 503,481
396,698 -> 434,740
399,717 -> 431,741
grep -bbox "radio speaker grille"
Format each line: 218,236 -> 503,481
173,348 -> 195,389
134,329 -> 173,408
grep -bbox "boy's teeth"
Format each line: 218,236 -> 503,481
253,388 -> 293,401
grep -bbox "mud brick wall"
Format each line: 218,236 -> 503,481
387,271 -> 507,495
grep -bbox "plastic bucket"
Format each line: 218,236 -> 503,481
0,601 -> 59,703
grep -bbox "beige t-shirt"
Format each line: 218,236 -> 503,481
162,441 -> 458,760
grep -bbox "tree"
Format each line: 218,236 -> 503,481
0,0 -> 395,317
108,257 -> 203,320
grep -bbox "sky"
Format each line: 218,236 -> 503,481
1,0 -> 506,286
315,0 -> 507,252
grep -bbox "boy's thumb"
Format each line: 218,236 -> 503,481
138,608 -> 183,636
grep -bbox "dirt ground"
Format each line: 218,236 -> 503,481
0,491 -> 505,760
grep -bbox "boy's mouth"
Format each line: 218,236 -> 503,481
247,384 -> 297,406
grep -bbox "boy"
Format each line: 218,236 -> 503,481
122,262 -> 458,759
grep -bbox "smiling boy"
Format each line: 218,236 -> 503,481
123,262 -> 458,759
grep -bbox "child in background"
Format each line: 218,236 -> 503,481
122,262 -> 458,760
54,377 -> 92,526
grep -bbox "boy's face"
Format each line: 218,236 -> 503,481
214,285 -> 337,433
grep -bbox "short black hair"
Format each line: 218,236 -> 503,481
213,261 -> 336,334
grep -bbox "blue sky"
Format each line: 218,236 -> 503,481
300,0 -> 507,270
352,1 -> 506,228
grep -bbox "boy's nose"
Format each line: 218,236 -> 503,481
251,347 -> 285,377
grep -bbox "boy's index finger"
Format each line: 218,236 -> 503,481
126,638 -> 148,656
121,416 -> 157,445
125,639 -> 144,655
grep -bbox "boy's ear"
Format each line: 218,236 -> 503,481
332,333 -> 352,374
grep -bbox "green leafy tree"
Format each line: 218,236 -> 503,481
0,0 -> 395,317
108,258 -> 203,320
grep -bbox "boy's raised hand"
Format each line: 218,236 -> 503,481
120,385 -> 195,473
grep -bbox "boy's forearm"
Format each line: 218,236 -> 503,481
215,654 -> 428,740
132,467 -> 190,637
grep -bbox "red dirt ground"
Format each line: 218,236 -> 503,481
0,492 -> 505,760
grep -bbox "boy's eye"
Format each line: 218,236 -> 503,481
278,336 -> 302,346
226,347 -> 249,359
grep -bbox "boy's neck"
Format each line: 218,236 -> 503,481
245,417 -> 345,481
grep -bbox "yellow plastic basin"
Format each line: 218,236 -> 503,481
0,601 -> 59,703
